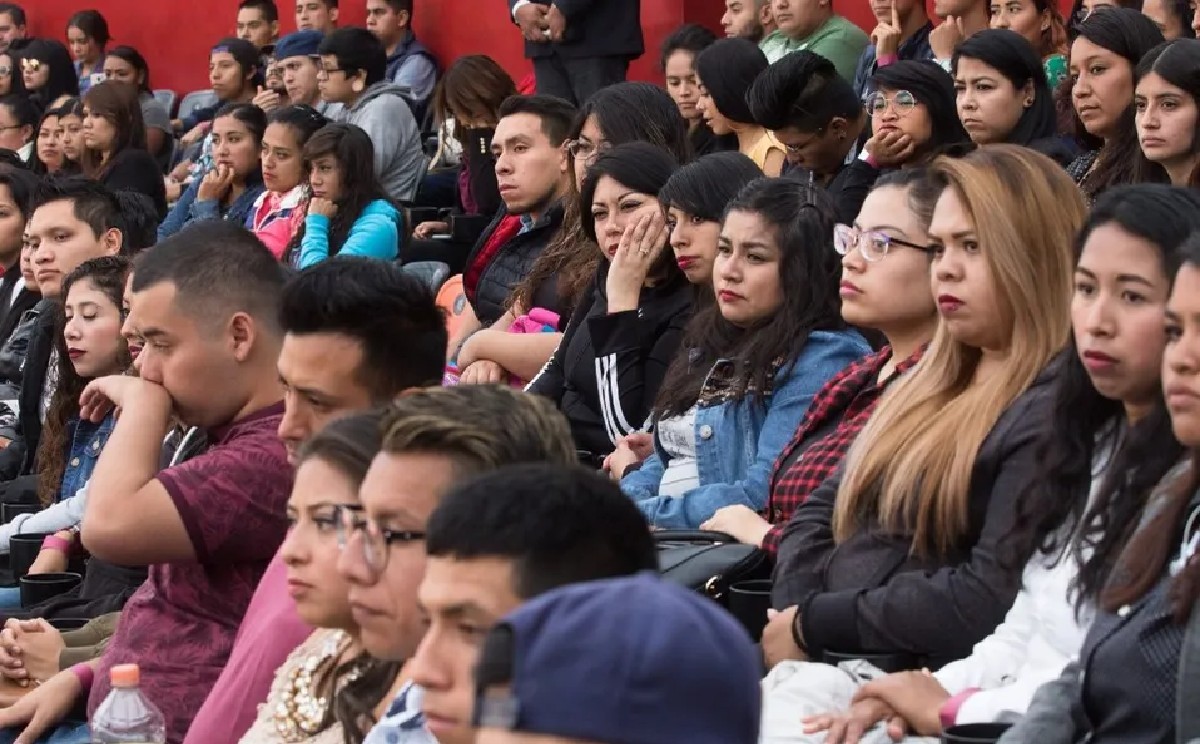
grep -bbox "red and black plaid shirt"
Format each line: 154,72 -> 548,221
761,346 -> 924,554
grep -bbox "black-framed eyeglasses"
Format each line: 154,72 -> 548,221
865,89 -> 917,117
337,505 -> 426,581
782,128 -> 823,155
834,224 -> 933,262
317,66 -> 346,78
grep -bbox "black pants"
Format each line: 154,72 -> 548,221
533,54 -> 629,105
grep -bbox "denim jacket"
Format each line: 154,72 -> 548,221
59,412 -> 116,502
621,330 -> 869,528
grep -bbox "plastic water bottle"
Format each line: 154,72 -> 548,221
90,664 -> 166,743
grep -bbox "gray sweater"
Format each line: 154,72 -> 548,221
338,81 -> 426,203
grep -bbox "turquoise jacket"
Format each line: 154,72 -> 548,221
297,198 -> 400,268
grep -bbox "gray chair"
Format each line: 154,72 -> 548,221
177,89 -> 218,123
152,89 -> 177,117
400,261 -> 452,294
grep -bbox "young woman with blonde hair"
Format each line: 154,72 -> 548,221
756,144 -> 1085,740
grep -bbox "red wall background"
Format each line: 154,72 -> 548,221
23,1 -> 1071,96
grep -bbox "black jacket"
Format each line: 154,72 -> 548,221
772,365 -> 1058,669
527,261 -> 693,459
508,0 -> 643,60
788,157 -> 881,225
100,149 -> 169,220
464,203 -> 565,326
0,300 -> 59,480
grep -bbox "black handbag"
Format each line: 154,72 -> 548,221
655,530 -> 773,605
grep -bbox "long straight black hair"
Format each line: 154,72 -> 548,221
1006,184 -> 1198,612
655,178 -> 846,418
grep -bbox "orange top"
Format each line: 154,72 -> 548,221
110,663 -> 140,688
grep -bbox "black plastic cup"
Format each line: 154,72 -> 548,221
47,617 -> 89,632
8,534 -> 48,582
821,649 -> 916,674
0,503 -> 38,524
728,579 -> 773,641
19,572 -> 81,608
942,723 -> 1013,744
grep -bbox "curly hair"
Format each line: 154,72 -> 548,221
36,256 -> 132,505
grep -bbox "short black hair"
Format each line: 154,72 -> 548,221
280,257 -> 446,400
132,222 -> 288,333
0,3 -> 25,26
30,177 -> 125,250
239,0 -> 280,22
0,166 -> 37,219
659,22 -> 717,71
497,94 -> 577,148
427,463 -> 657,599
318,28 -> 387,87
380,0 -> 414,12
112,191 -> 158,254
746,50 -> 861,133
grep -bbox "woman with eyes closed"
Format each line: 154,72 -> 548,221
758,146 -> 1084,742
527,142 -> 693,466
615,178 -> 869,530
704,169 -> 939,552
1066,8 -> 1165,201
989,0 -> 1070,87
240,410 -> 404,744
861,61 -> 970,173
953,29 -> 1075,165
251,105 -> 327,260
1134,39 -> 1200,186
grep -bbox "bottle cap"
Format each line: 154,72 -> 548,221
109,663 -> 140,687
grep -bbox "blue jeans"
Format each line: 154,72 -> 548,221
0,722 -> 90,744
0,586 -> 21,609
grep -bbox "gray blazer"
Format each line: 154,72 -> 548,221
997,460 -> 1200,744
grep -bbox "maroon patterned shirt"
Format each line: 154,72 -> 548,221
762,347 -> 923,554
88,403 -> 292,744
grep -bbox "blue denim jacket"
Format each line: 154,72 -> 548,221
621,330 -> 869,528
59,413 -> 116,503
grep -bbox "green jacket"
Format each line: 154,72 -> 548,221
759,15 -> 869,82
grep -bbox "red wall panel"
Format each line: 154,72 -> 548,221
24,1 -> 1077,96
25,0 -> 690,96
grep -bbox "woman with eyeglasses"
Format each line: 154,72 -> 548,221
702,169 -> 938,551
0,51 -> 24,98
0,95 -> 37,163
695,38 -> 786,176
862,60 -> 970,172
759,146 -> 1082,740
1066,8 -> 1165,201
239,410 -> 405,744
20,39 -> 80,111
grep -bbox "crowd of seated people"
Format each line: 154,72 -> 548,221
0,1 -> 1189,744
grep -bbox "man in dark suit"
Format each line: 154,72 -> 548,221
508,0 -> 643,105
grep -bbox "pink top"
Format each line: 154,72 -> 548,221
182,551 -> 313,744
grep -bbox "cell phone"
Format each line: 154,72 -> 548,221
271,85 -> 288,98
